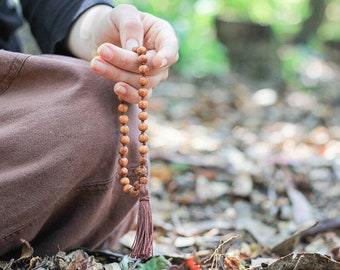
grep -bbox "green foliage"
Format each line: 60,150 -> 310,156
114,0 -> 340,79
136,255 -> 171,270
114,0 -> 228,78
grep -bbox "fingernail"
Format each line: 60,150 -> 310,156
114,84 -> 126,95
98,45 -> 112,59
91,59 -> 106,72
126,39 -> 139,51
160,58 -> 168,68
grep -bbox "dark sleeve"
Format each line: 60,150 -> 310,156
20,0 -> 114,55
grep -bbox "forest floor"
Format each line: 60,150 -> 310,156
4,26 -> 340,269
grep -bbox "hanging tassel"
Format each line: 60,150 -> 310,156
129,184 -> 153,259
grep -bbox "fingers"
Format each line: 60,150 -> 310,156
114,82 -> 153,104
110,4 -> 144,50
90,45 -> 168,88
141,13 -> 179,69
90,44 -> 168,104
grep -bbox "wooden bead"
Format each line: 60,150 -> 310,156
118,157 -> 129,167
120,177 -> 130,186
128,188 -> 139,197
123,184 -> 133,194
138,111 -> 148,121
138,88 -> 149,98
139,176 -> 148,185
133,181 -> 141,190
139,145 -> 149,155
138,123 -> 148,132
138,100 -> 148,110
139,157 -> 148,165
119,167 -> 128,176
138,65 -> 150,74
138,134 -> 148,143
119,115 -> 129,125
118,46 -> 151,196
136,166 -> 148,176
138,77 -> 149,87
137,46 -> 147,55
120,125 -> 129,135
118,103 -> 128,113
120,135 -> 130,145
118,146 -> 129,155
138,55 -> 148,64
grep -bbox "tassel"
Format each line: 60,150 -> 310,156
129,184 -> 153,259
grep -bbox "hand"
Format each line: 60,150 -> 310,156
67,4 -> 179,103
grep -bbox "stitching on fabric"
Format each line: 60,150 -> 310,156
73,165 -> 141,193
0,53 -> 30,95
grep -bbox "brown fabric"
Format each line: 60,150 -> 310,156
0,50 -> 142,257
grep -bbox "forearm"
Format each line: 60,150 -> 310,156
67,5 -> 114,61
20,0 -> 113,55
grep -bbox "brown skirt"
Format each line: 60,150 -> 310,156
0,50 -> 141,257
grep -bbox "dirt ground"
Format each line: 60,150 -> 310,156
10,24 -> 340,269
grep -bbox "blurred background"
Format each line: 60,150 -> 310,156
116,0 -> 340,84
17,0 -> 340,262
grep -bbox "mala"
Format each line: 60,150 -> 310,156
117,46 -> 153,259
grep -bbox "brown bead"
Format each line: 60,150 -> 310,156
139,156 -> 148,165
132,47 -> 138,53
120,125 -> 129,135
139,176 -> 149,185
128,188 -> 139,197
118,103 -> 128,113
138,111 -> 148,121
136,166 -> 148,177
120,177 -> 130,186
138,123 -> 148,132
138,100 -> 148,110
120,135 -> 130,145
133,181 -> 141,190
119,167 -> 128,176
138,134 -> 148,143
138,65 -> 150,74
123,184 -> 133,194
137,46 -> 147,55
118,146 -> 129,155
119,115 -> 129,125
118,157 -> 129,167
138,55 -> 148,64
138,88 -> 149,98
138,145 -> 149,155
138,77 -> 149,87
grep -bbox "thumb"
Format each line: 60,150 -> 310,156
113,4 -> 144,50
